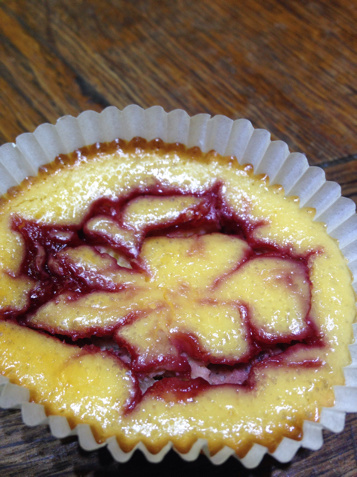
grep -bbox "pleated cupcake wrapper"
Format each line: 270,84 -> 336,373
0,105 -> 356,468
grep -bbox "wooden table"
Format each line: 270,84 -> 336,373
0,1 -> 357,475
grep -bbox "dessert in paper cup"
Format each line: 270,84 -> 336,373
0,105 -> 356,468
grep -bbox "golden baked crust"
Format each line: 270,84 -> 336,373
0,138 -> 355,457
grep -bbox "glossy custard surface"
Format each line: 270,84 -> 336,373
0,139 -> 354,457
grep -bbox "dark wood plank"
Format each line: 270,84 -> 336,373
1,0 -> 357,162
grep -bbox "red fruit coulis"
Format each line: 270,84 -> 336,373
2,182 -> 323,412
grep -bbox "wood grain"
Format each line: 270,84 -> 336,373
0,1 -> 357,475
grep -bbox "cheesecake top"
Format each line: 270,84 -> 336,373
0,138 -> 354,457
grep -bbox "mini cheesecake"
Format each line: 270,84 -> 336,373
0,138 -> 355,458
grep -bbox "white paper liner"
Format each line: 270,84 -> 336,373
0,105 -> 356,469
